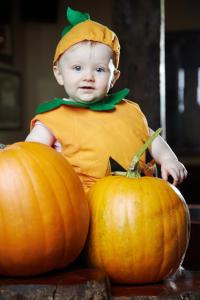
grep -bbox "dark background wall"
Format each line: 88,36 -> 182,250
165,0 -> 200,204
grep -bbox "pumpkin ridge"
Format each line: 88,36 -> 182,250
0,189 -> 10,273
111,179 -> 127,276
0,152 -> 14,272
150,178 -> 173,281
151,180 -> 183,281
44,151 -> 89,264
16,143 -> 77,272
95,177 -> 117,271
110,177 -> 130,274
0,209 -> 7,272
169,186 -> 189,273
155,178 -> 166,281
19,142 -> 88,271
0,147 -> 46,273
122,178 -> 137,281
132,177 -> 159,282
163,184 -> 183,278
15,147 -> 54,271
0,153 -> 10,272
93,179 -> 109,271
32,144 -> 89,265
22,144 -> 71,267
138,178 -> 147,281
165,184 -> 181,277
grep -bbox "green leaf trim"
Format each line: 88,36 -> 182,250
61,25 -> 73,37
67,7 -> 90,25
60,7 -> 90,38
35,88 -> 130,114
89,88 -> 129,111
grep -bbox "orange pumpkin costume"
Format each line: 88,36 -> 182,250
31,100 -> 149,192
30,7 -> 150,192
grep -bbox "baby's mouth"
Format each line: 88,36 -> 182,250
80,86 -> 95,90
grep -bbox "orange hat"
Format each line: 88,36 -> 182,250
53,7 -> 120,67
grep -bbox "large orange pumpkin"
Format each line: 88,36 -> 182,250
85,129 -> 190,284
0,142 -> 89,276
86,176 -> 189,284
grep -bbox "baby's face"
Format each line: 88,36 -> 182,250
53,42 -> 119,104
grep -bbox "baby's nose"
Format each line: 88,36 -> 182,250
83,70 -> 95,82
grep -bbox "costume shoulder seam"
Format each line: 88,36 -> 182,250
123,99 -> 141,109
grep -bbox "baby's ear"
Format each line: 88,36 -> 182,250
111,69 -> 120,87
53,64 -> 64,86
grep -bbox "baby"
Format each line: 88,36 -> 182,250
26,7 -> 187,192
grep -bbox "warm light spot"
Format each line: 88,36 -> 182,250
197,67 -> 200,106
178,68 -> 185,113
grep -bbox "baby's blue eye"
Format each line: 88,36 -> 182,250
73,65 -> 81,71
96,67 -> 105,72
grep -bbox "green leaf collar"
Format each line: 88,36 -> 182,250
35,88 -> 129,114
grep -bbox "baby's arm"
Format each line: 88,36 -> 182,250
25,122 -> 55,146
149,128 -> 187,185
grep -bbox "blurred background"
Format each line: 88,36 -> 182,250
0,0 -> 199,209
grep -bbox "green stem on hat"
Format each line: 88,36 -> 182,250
113,128 -> 162,178
61,7 -> 90,37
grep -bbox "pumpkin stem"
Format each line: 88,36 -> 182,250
0,144 -> 6,150
126,128 -> 162,178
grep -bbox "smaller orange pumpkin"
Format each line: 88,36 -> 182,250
85,129 -> 190,284
0,142 -> 89,276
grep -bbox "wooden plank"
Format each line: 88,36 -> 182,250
1,267 -> 200,299
0,268 -> 109,300
111,268 -> 200,299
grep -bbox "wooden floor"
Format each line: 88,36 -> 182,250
0,267 -> 200,299
111,268 -> 200,299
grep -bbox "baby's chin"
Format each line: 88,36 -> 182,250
74,96 -> 104,104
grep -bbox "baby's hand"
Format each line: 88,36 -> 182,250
161,159 -> 188,186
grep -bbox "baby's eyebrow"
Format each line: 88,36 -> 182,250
94,62 -> 108,66
69,61 -> 83,65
